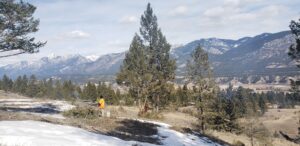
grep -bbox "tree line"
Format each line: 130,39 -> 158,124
1,73 -> 298,133
0,74 -> 124,105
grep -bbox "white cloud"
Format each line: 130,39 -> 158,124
259,5 -> 286,16
108,40 -> 122,45
169,5 -> 188,16
204,6 -> 228,18
224,0 -> 262,7
54,30 -> 91,41
65,30 -> 91,39
203,1 -> 288,26
120,16 -> 138,23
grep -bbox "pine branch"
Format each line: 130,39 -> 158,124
0,51 -> 26,58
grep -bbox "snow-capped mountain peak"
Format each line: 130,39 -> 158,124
85,55 -> 100,61
0,31 -> 296,79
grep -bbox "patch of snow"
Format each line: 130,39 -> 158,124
178,63 -> 186,68
137,119 -> 224,146
53,100 -> 75,111
207,48 -> 223,55
0,121 -> 154,146
0,98 -> 33,102
47,53 -> 58,59
265,63 -> 288,69
265,64 -> 277,69
0,98 -> 75,118
0,120 -> 224,146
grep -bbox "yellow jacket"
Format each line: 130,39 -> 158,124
98,98 -> 105,109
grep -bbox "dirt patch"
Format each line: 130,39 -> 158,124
107,119 -> 161,145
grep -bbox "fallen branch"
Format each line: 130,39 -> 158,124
279,131 -> 300,144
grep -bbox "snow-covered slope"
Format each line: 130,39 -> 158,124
0,120 -> 224,146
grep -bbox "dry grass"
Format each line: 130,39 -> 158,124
207,107 -> 300,146
0,90 -> 25,99
207,130 -> 299,146
105,105 -> 198,129
177,106 -> 198,116
259,108 -> 300,136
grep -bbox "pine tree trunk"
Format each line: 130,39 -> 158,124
250,122 -> 254,146
143,97 -> 148,113
156,95 -> 160,113
200,107 -> 204,132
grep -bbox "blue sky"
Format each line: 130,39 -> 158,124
1,0 -> 300,66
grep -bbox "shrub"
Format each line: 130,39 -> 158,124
138,111 -> 164,120
273,131 -> 280,138
63,106 -> 101,119
232,140 -> 245,146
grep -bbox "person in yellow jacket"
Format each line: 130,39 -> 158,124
97,96 -> 105,116
98,96 -> 105,109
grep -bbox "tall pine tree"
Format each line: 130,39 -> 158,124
117,3 -> 176,112
139,3 -> 176,112
2,74 -> 13,92
288,18 -> 300,98
186,45 -> 217,132
116,34 -> 152,111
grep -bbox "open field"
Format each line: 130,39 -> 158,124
219,83 -> 291,93
0,90 -> 299,146
0,91 -> 224,146
259,108 -> 300,136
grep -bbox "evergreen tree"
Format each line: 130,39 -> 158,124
139,3 -> 176,111
26,75 -> 38,97
224,99 -> 239,132
181,84 -> 190,105
82,82 -> 97,100
62,80 -> 75,99
53,80 -> 63,99
20,75 -> 28,94
288,18 -> 300,98
75,86 -> 82,99
2,75 -> 13,92
115,89 -> 121,105
0,78 -> 2,90
117,3 -> 176,112
258,96 -> 267,114
0,0 -> 45,58
35,79 -> 47,97
234,86 -> 247,117
116,34 -> 151,109
186,45 -> 217,132
45,78 -> 54,98
175,86 -> 183,105
248,93 -> 259,115
12,76 -> 22,93
226,83 -> 234,99
175,84 -> 190,106
96,82 -> 117,104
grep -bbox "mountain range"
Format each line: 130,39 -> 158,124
0,30 -> 298,82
